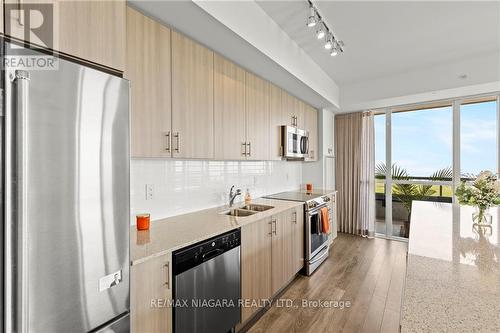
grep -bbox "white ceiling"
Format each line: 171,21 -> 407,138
257,1 -> 500,85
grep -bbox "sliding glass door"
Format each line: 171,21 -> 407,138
374,95 -> 499,240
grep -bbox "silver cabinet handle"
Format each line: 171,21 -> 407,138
268,220 -> 273,235
173,132 -> 180,153
165,131 -> 171,152
247,142 -> 251,157
292,211 -> 297,224
164,262 -> 170,289
241,142 -> 247,157
272,218 -> 277,235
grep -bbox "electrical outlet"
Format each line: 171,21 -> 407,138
145,184 -> 154,200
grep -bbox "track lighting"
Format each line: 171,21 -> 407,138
324,35 -> 333,50
316,23 -> 325,39
306,5 -> 317,27
305,0 -> 345,57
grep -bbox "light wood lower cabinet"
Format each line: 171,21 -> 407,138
271,210 -> 293,295
241,206 -> 304,324
131,253 -> 173,333
241,217 -> 273,323
171,30 -> 214,159
126,6 -> 171,158
291,206 -> 305,274
4,0 -> 125,71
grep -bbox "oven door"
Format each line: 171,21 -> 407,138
306,206 -> 329,260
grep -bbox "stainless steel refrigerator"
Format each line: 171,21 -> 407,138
2,41 -> 130,332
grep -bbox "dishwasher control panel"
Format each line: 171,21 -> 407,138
173,228 -> 241,275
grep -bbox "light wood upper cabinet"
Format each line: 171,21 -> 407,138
241,217 -> 272,323
5,0 -> 125,71
281,91 -> 304,129
214,54 -> 246,160
245,72 -> 270,160
291,206 -> 305,274
125,7 -> 171,158
171,31 -> 214,159
131,253 -> 172,333
269,83 -> 283,161
304,104 -> 318,161
271,211 -> 294,295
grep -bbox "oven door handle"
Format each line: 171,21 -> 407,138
309,246 -> 329,264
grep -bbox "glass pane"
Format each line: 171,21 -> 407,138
460,100 -> 497,178
391,184 -> 453,238
374,114 -> 386,173
375,179 -> 386,234
374,114 -> 387,235
392,106 -> 453,180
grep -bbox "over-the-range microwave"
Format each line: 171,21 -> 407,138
281,125 -> 309,160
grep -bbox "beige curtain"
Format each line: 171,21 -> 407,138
335,111 -> 375,236
360,112 -> 375,237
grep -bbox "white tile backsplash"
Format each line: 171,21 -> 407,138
131,159 -> 303,223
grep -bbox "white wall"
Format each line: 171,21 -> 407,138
131,159 -> 303,224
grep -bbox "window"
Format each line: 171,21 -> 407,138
460,100 -> 498,178
373,96 -> 499,240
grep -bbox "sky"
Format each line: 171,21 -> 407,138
375,101 -> 497,177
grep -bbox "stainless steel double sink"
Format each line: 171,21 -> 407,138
220,204 -> 274,217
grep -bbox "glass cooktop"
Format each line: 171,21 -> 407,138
263,191 -> 324,203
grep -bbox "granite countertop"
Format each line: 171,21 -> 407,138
401,201 -> 500,332
130,198 -> 304,265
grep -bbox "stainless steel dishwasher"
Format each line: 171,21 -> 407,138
173,229 -> 241,333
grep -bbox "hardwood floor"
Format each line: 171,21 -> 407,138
246,233 -> 408,333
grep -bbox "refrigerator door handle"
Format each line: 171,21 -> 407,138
10,69 -> 31,333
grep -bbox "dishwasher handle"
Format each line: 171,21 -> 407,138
201,248 -> 224,262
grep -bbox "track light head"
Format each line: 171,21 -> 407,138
324,35 -> 333,50
316,23 -> 325,39
330,48 -> 338,57
306,5 -> 317,27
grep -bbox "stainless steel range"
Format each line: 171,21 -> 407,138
263,191 -> 332,275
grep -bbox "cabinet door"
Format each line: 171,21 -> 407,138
241,217 -> 272,323
131,253 -> 172,333
292,206 -> 305,274
126,6 -> 171,158
271,210 -> 294,295
304,104 -> 318,161
5,0 -> 126,71
245,72 -> 270,160
329,193 -> 338,241
269,83 -> 283,161
171,31 -> 214,159
281,91 -> 295,127
214,55 -> 246,159
295,98 -> 305,130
